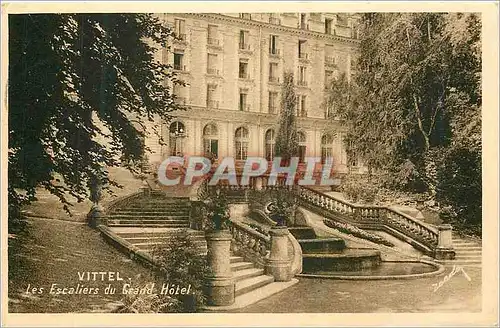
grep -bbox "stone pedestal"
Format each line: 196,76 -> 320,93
265,226 -> 292,282
87,204 -> 103,228
434,224 -> 456,260
204,230 -> 235,306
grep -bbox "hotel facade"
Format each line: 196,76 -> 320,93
145,13 -> 366,176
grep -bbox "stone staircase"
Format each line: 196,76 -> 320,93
102,190 -> 293,310
105,194 -> 191,228
436,234 -> 482,267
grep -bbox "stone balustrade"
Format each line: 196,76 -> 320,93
294,186 -> 441,252
228,219 -> 271,268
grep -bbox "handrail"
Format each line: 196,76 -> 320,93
228,219 -> 271,266
296,186 -> 439,247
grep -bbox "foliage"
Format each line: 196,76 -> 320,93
151,230 -> 210,312
323,218 -> 394,247
197,178 -> 231,231
267,188 -> 297,226
326,13 -> 481,233
340,174 -> 378,204
275,72 -> 299,162
8,14 -> 185,229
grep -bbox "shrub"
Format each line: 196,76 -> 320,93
115,231 -> 209,313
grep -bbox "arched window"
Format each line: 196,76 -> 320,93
203,123 -> 219,160
169,121 -> 186,156
234,127 -> 249,160
321,134 -> 334,164
265,129 -> 276,161
297,131 -> 307,163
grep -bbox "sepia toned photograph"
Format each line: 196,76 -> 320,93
2,1 -> 498,327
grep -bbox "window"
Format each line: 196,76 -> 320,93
203,123 -> 219,160
321,134 -> 334,164
297,95 -> 307,117
298,131 -> 307,163
207,25 -> 219,45
173,84 -> 186,104
268,92 -> 278,114
298,66 -> 307,85
269,13 -> 280,25
239,30 -> 249,50
235,127 -> 249,160
298,40 -> 307,59
337,14 -> 348,26
339,133 -> 347,165
239,61 -> 249,79
239,89 -> 248,111
207,84 -> 218,108
169,121 -> 186,156
325,44 -> 335,66
325,70 -> 333,87
325,18 -> 333,34
265,129 -> 276,161
300,13 -> 307,29
174,19 -> 186,40
269,63 -> 278,82
239,13 -> 252,20
269,35 -> 279,55
207,54 -> 218,75
173,52 -> 184,71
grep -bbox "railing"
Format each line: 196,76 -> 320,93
207,100 -> 219,109
325,56 -> 336,66
269,48 -> 281,56
228,219 -> 271,266
239,42 -> 251,51
299,52 -> 309,60
207,68 -> 220,76
269,17 -> 281,25
207,38 -> 221,46
297,80 -> 308,87
269,76 -> 280,83
174,33 -> 187,42
295,186 -> 439,249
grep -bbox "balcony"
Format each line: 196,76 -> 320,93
239,42 -> 252,53
239,104 -> 251,111
239,73 -> 251,80
174,96 -> 187,105
207,38 -> 222,49
325,56 -> 336,67
173,64 -> 187,72
268,76 -> 280,84
173,33 -> 187,44
299,52 -> 310,62
297,80 -> 308,87
207,100 -> 219,109
269,17 -> 281,25
269,48 -> 281,58
268,106 -> 278,114
206,68 -> 220,76
297,110 -> 307,117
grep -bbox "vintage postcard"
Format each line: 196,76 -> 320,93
1,1 -> 498,327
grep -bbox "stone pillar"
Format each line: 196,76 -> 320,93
204,230 -> 235,306
434,224 -> 456,260
255,176 -> 263,191
265,226 -> 292,282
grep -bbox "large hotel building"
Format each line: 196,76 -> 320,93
145,13 -> 366,176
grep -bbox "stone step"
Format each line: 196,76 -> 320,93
130,240 -> 207,248
137,244 -> 208,252
124,204 -> 190,210
230,261 -> 255,271
106,215 -> 189,220
107,223 -> 190,228
456,249 -> 482,254
230,256 -> 244,264
123,235 -> 206,243
111,210 -> 190,215
436,259 -> 481,265
114,230 -> 204,239
233,268 -> 264,282
235,275 -> 274,297
107,220 -> 189,226
453,246 -> 482,251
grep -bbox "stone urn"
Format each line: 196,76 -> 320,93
204,229 -> 235,306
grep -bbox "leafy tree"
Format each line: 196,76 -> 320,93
8,14 -> 184,228
275,72 -> 299,162
326,13 -> 481,232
